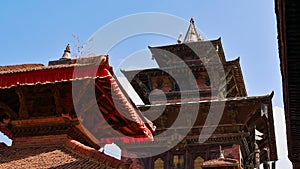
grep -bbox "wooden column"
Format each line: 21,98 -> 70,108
15,87 -> 29,119
51,86 -> 63,115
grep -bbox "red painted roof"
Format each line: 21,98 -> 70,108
0,63 -> 111,89
0,57 -> 155,143
0,64 -> 44,72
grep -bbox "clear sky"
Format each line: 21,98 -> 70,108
0,0 -> 291,168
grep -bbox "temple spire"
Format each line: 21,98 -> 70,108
177,32 -> 182,44
219,145 -> 225,158
183,17 -> 203,43
61,44 -> 71,59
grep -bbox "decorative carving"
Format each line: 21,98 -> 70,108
0,101 -> 18,119
15,87 -> 29,119
51,87 -> 64,115
229,109 -> 238,124
11,123 -> 69,137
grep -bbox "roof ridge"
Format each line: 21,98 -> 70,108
0,55 -> 109,75
64,139 -> 130,169
0,64 -> 45,73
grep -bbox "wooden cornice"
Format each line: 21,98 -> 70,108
117,132 -> 246,149
11,117 -> 66,126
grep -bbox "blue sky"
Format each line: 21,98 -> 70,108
0,0 -> 282,106
0,0 -> 291,168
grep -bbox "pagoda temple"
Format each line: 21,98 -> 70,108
121,18 -> 278,169
0,49 -> 155,168
0,17 -> 278,169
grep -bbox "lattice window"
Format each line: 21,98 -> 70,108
154,158 -> 164,169
173,154 -> 184,169
194,156 -> 204,169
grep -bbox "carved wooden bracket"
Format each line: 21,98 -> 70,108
15,87 -> 29,119
0,101 -> 18,119
51,86 -> 64,115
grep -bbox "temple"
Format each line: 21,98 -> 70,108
0,51 -> 155,168
0,17 -> 278,169
122,18 -> 278,169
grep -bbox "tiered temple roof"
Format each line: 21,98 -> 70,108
121,18 -> 277,168
122,55 -> 246,104
0,54 -> 155,168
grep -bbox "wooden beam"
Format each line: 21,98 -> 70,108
224,84 -> 238,97
230,66 -> 242,97
218,68 -> 233,97
95,78 -> 139,128
244,103 -> 261,125
156,123 -> 245,131
11,117 -> 65,126
95,80 -> 115,106
74,123 -> 101,147
94,120 -> 128,132
241,131 -> 251,156
72,79 -> 93,105
79,96 -> 99,114
222,67 -> 233,82
95,80 -> 131,122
